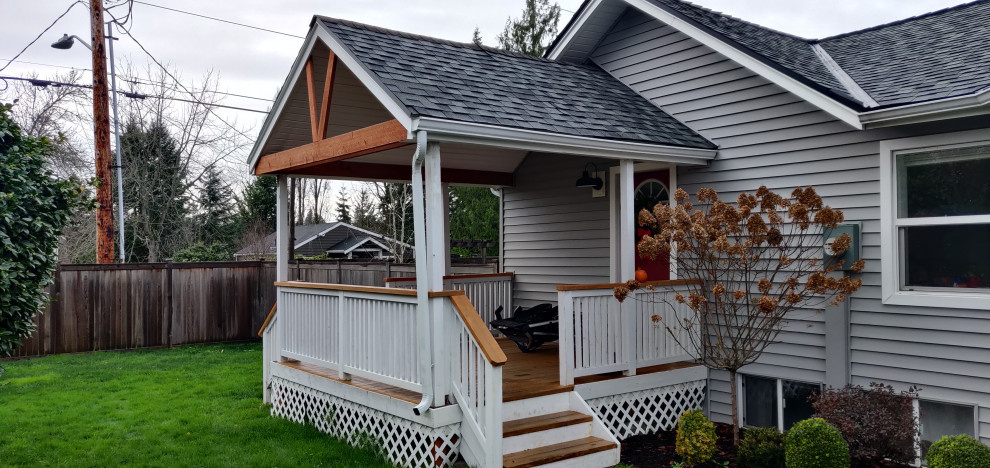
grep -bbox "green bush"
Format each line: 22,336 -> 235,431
927,435 -> 990,468
675,409 -> 717,466
785,418 -> 850,468
738,427 -> 785,468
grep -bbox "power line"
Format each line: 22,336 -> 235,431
0,74 -> 269,114
132,1 -> 304,39
0,1 -> 83,74
0,58 -> 275,103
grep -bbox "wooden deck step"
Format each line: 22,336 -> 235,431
503,411 -> 592,438
502,437 -> 616,468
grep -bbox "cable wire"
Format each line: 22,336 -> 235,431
0,1 -> 83,74
132,1 -> 304,39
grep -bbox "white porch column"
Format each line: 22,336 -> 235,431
619,160 -> 636,280
425,141 -> 449,406
276,174 -> 290,282
619,160 -> 637,376
442,183 -> 452,277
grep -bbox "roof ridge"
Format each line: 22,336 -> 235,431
657,0 -> 813,43
813,0 -> 989,42
316,15 -> 570,64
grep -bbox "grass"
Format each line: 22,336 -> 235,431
0,343 -> 394,467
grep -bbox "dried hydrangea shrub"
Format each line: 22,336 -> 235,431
615,186 -> 865,445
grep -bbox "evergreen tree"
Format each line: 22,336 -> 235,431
241,175 -> 277,232
352,186 -> 378,230
120,119 -> 189,262
472,27 -> 484,46
497,0 -> 561,56
335,187 -> 352,223
197,164 -> 236,249
449,186 -> 500,257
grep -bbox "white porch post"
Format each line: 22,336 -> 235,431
619,160 -> 637,376
425,141 -> 449,405
276,175 -> 290,282
442,183 -> 452,279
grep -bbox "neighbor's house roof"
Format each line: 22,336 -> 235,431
549,0 -> 990,128
234,221 -> 406,258
318,17 -> 715,150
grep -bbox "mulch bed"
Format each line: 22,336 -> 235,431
620,422 -> 738,467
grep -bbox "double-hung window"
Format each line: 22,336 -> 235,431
880,130 -> 990,309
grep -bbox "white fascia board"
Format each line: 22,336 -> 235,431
624,0 -> 864,130
246,24 -> 415,173
547,0 -> 604,60
247,29 -> 320,172
313,26 -> 414,134
335,222 -> 412,249
413,117 -> 716,165
342,237 -> 392,255
859,87 -> 990,129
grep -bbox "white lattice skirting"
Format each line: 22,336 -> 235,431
585,379 -> 707,439
270,377 -> 461,468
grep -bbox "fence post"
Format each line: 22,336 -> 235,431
337,290 -> 350,381
166,262 -> 174,348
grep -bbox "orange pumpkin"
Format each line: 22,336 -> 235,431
635,269 -> 648,282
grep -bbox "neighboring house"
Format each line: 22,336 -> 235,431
252,1 -> 990,467
234,221 -> 407,260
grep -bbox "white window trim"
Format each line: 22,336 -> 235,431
879,129 -> 990,310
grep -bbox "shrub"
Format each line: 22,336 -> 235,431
785,418 -> 850,468
675,409 -> 717,466
927,435 -> 990,468
738,427 -> 785,468
811,382 -> 918,465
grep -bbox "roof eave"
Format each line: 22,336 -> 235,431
859,88 -> 990,129
413,116 -> 717,165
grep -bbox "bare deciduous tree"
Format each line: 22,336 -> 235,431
615,186 -> 865,444
372,182 -> 413,261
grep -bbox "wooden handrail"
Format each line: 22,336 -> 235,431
383,272 -> 514,283
555,278 -> 702,291
275,281 -> 463,298
449,294 -> 508,366
257,303 -> 278,337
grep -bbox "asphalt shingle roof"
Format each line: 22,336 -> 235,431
637,0 -> 990,109
818,0 -> 990,107
318,17 -> 716,150
327,236 -> 376,253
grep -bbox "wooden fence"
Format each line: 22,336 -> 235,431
10,261 -> 495,358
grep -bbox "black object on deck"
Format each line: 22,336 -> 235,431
490,303 -> 559,352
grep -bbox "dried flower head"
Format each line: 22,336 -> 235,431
733,289 -> 746,300
674,188 -> 689,202
830,233 -> 852,255
712,283 -> 726,296
614,286 -> 629,302
757,295 -> 779,314
758,278 -> 772,294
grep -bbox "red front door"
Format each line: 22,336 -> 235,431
634,170 -> 671,281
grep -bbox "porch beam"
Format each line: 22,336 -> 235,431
254,119 -> 410,175
289,161 -> 514,186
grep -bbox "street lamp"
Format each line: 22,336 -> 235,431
52,26 -> 127,262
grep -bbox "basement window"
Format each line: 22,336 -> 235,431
742,375 -> 821,431
918,399 -> 978,458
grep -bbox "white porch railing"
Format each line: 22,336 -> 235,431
386,273 -> 513,327
557,280 -> 699,385
445,293 -> 506,468
276,282 -> 422,393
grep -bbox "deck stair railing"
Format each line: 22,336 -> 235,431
386,272 -> 513,328
445,292 -> 506,468
274,282 -> 423,393
557,279 -> 699,385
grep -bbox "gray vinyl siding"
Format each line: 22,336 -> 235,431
503,153 -> 613,305
591,7 -> 990,440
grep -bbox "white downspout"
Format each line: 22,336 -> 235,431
411,131 -> 434,415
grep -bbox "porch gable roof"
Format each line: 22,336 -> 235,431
316,16 -> 715,151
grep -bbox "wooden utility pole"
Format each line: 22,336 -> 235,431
90,0 -> 115,263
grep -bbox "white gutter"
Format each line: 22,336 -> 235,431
412,116 -> 716,165
859,87 -> 990,129
409,130 -> 433,416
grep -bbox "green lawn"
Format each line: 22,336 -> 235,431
0,343 -> 394,467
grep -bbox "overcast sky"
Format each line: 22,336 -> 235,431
0,0 -> 967,174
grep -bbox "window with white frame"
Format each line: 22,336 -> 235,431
918,399 -> 978,458
881,131 -> 990,309
742,375 -> 821,431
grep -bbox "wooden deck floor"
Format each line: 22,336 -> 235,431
278,338 -> 699,404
